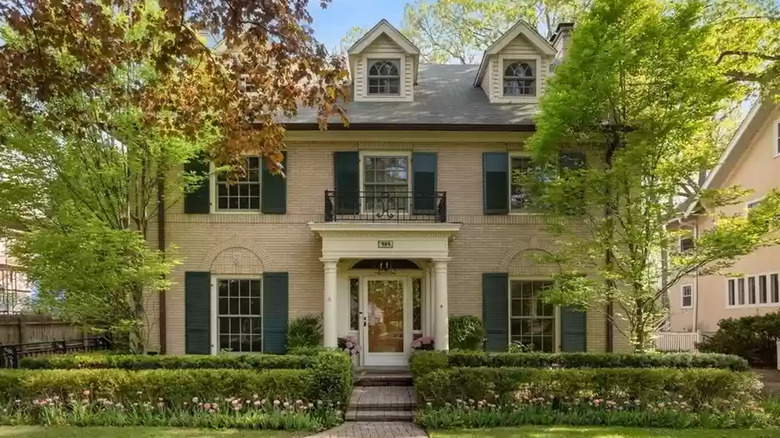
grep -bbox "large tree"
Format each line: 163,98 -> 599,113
401,0 -> 589,64
0,0 -> 349,351
526,0 -> 780,351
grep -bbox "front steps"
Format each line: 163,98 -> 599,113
346,369 -> 415,422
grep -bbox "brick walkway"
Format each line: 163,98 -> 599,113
307,422 -> 427,438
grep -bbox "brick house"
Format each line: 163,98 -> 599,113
147,20 -> 631,364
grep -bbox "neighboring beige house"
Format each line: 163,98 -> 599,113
669,99 -> 780,334
0,236 -> 33,314
147,20 -> 632,363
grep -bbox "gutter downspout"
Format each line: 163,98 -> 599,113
157,174 -> 167,355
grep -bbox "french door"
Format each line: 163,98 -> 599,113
360,277 -> 412,367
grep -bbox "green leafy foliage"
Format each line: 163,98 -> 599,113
409,351 -> 750,377
309,351 -> 353,406
698,312 -> 780,367
286,315 -> 323,351
525,0 -> 780,351
19,354 -> 315,371
448,316 -> 486,351
414,367 -> 760,408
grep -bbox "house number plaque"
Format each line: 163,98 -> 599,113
377,240 -> 394,249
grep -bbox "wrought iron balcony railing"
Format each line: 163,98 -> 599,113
324,191 -> 447,223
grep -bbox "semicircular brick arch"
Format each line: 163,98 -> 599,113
497,238 -> 559,276
199,236 -> 273,275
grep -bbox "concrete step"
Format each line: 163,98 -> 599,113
354,373 -> 413,387
349,386 -> 416,411
344,409 -> 414,422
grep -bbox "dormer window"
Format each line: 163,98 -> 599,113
368,60 -> 401,95
503,61 -> 536,96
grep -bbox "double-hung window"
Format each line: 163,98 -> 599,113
681,285 -> 693,308
363,155 -> 410,213
215,157 -> 261,211
509,279 -> 555,352
503,61 -> 536,96
217,278 -> 262,352
367,60 -> 401,95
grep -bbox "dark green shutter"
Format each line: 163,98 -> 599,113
184,156 -> 210,214
560,306 -> 587,352
334,152 -> 359,214
483,152 -> 509,214
262,152 -> 287,214
483,273 -> 509,351
185,272 -> 211,354
263,272 -> 289,354
412,152 -> 437,214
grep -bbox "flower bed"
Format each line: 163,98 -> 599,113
409,351 -> 749,378
0,351 -> 352,430
20,353 -> 315,371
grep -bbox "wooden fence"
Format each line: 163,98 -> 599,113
655,332 -> 702,352
0,314 -> 86,345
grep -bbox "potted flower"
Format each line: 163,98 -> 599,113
411,336 -> 435,351
338,334 -> 361,366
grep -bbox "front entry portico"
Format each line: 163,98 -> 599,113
309,223 -> 460,365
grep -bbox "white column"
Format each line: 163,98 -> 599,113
433,259 -> 449,351
322,258 -> 339,348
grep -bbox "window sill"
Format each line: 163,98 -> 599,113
211,209 -> 263,215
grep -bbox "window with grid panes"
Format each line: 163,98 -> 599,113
217,279 -> 262,352
503,61 -> 536,96
363,156 -> 409,212
510,156 -> 534,212
367,60 -> 401,95
510,280 -> 555,352
216,157 -> 261,210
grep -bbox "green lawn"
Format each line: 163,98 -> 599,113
0,427 -> 299,438
430,427 -> 780,438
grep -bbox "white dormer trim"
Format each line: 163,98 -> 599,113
474,20 -> 556,86
348,19 -> 420,56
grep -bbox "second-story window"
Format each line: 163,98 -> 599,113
368,60 -> 400,95
510,155 -> 533,212
503,61 -> 536,96
216,157 -> 261,211
681,285 -> 693,308
363,155 -> 409,212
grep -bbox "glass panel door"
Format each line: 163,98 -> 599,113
366,279 -> 405,353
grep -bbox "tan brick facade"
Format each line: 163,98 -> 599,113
147,131 -> 622,354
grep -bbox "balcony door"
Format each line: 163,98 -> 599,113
360,276 -> 412,367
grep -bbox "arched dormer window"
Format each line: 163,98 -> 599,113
503,61 -> 536,96
368,60 -> 401,95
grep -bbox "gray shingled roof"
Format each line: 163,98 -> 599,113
280,64 -> 538,128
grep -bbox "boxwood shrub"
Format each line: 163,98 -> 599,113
19,353 -> 315,371
414,367 -> 760,408
409,350 -> 749,377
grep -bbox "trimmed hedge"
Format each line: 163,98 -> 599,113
698,312 -> 780,367
409,351 -> 750,377
414,367 -> 760,407
3,351 -> 351,406
19,353 -> 315,371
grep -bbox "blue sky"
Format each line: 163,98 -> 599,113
308,0 -> 408,52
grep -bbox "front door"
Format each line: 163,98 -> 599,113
361,277 -> 410,367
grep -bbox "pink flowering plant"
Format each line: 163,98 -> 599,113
337,334 -> 361,356
411,336 -> 435,351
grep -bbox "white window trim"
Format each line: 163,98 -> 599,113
210,274 -> 264,355
358,150 -> 413,215
680,284 -> 693,309
209,160 -> 263,214
498,54 -> 541,103
678,234 -> 694,252
361,55 -> 407,101
508,151 -> 542,215
774,118 -> 780,158
507,276 -> 561,353
726,272 -> 780,309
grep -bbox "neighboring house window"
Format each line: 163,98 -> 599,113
367,60 -> 400,95
503,61 -> 536,96
679,236 -> 694,252
509,279 -> 555,352
363,155 -> 410,212
510,155 -> 533,212
728,273 -> 780,307
681,285 -> 693,308
216,157 -> 261,210
217,278 -> 262,352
